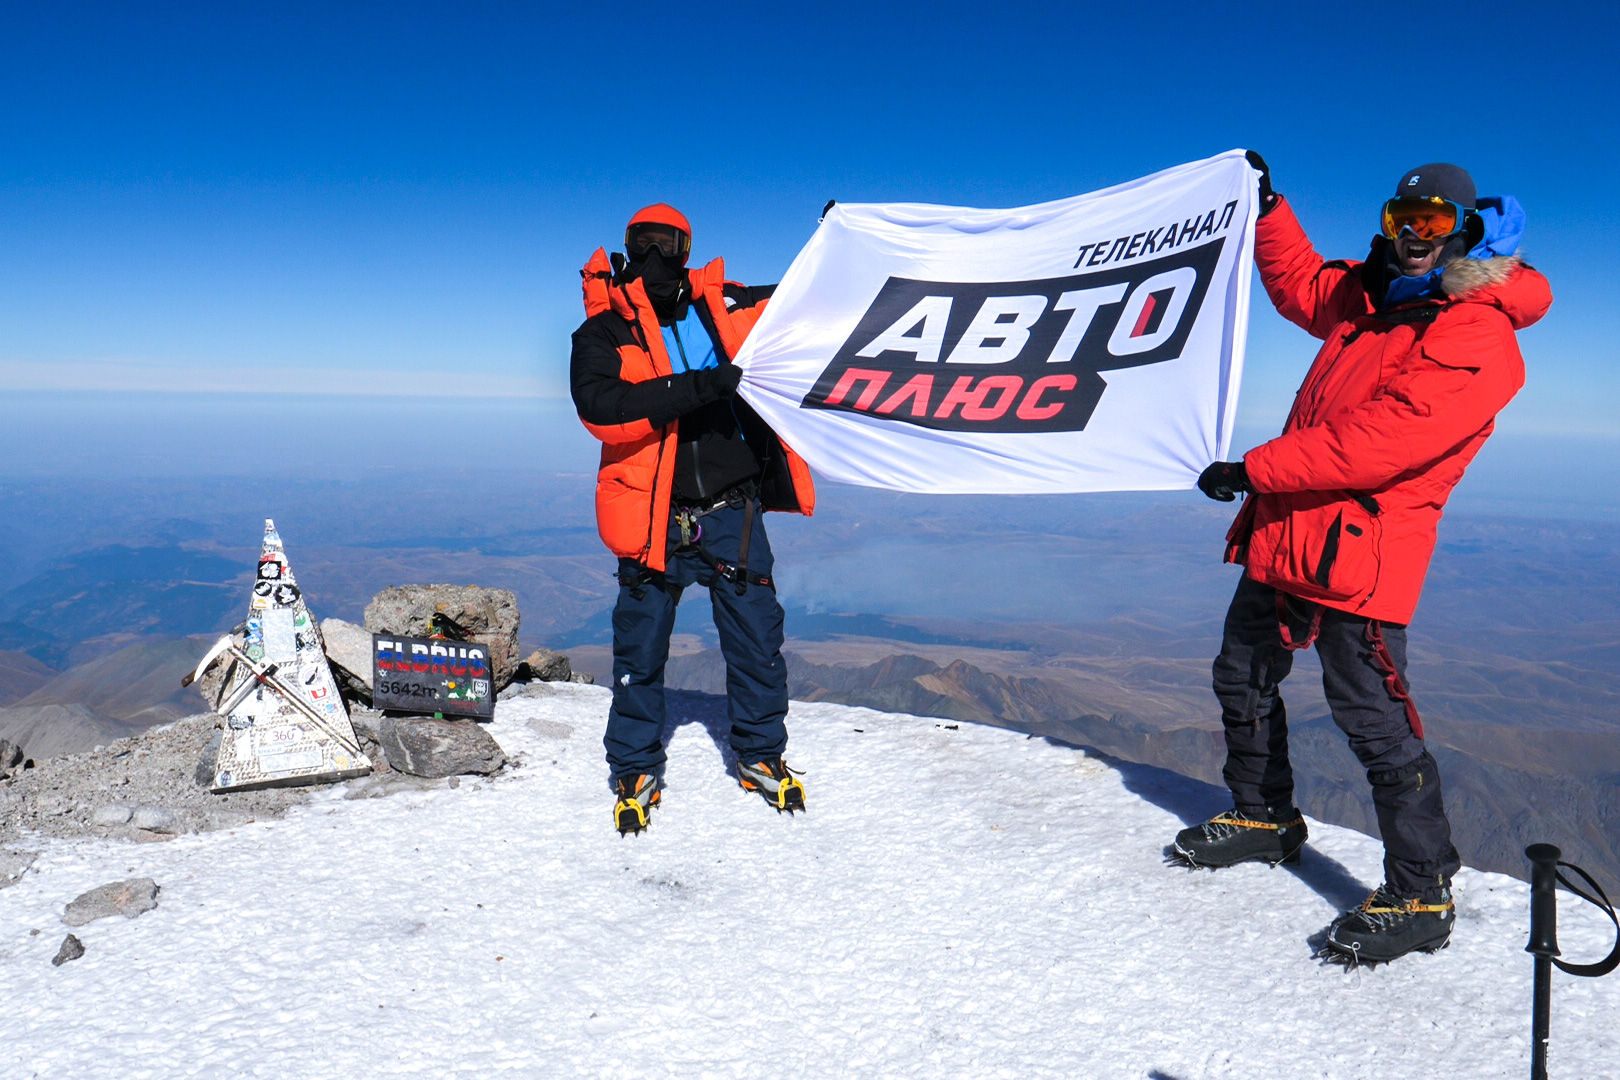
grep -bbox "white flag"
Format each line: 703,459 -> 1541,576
735,150 -> 1259,494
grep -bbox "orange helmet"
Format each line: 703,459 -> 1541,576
625,203 -> 692,265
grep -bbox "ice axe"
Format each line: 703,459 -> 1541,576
182,630 -> 363,757
181,623 -> 246,690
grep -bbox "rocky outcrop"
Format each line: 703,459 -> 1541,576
516,648 -> 594,685
377,716 -> 506,778
521,648 -> 574,682
0,738 -> 26,779
0,714 -> 312,848
364,585 -> 521,691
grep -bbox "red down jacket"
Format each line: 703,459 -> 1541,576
1226,197 -> 1553,623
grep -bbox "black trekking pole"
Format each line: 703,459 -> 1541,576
1523,843 -> 1620,1080
1525,844 -> 1560,1080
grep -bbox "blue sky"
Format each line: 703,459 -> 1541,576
3,1 -> 1617,438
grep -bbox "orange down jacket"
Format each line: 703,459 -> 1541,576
1227,197 -> 1552,623
572,251 -> 815,571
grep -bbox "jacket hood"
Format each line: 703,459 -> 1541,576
1466,196 -> 1525,259
1437,193 -> 1548,329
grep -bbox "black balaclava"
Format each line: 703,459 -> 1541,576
628,250 -> 690,323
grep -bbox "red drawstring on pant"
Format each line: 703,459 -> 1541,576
1275,592 -> 1324,651
1365,620 -> 1424,740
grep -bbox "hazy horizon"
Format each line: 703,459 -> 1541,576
5,391 -> 1616,522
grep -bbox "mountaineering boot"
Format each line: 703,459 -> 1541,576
1172,806 -> 1307,868
613,773 -> 662,835
738,757 -> 805,812
1325,884 -> 1454,963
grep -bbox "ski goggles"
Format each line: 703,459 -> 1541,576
1380,196 -> 1467,241
625,221 -> 691,264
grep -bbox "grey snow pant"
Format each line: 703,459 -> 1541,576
1213,575 -> 1461,901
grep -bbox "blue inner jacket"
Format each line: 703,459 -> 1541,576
661,305 -> 719,373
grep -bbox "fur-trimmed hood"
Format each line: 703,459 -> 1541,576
1440,254 -> 1521,297
1439,254 -> 1551,329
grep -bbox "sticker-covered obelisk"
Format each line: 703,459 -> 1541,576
204,519 -> 372,791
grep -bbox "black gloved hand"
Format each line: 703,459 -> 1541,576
1197,461 -> 1251,502
1245,151 -> 1279,218
695,362 -> 743,400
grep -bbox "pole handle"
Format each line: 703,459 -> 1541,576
1526,844 -> 1562,959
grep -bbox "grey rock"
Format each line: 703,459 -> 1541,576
377,716 -> 506,778
131,806 -> 180,833
321,617 -> 376,694
195,729 -> 221,788
0,848 -> 37,889
52,934 -> 85,966
0,738 -> 22,778
523,648 -> 573,682
569,672 -> 596,685
62,878 -> 161,927
364,585 -> 521,690
347,707 -> 384,746
91,804 -> 134,827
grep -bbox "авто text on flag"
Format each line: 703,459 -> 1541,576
734,150 -> 1259,494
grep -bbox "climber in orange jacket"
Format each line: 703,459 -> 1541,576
570,204 -> 815,833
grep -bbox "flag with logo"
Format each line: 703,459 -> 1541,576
735,150 -> 1260,494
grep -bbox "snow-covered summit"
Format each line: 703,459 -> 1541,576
4,685 -> 1617,1078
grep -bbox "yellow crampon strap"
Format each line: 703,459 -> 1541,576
777,776 -> 805,810
615,798 -> 649,830
1360,893 -> 1455,916
1208,814 -> 1302,831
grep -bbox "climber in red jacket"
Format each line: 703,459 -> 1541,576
1173,156 -> 1552,963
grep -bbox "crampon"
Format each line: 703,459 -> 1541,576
613,773 -> 661,835
738,757 -> 805,813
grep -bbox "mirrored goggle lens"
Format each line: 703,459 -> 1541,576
1381,197 -> 1463,240
625,223 -> 689,262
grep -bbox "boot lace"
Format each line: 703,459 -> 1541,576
1198,809 -> 1268,841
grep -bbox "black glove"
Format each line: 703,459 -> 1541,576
1197,461 -> 1251,502
1245,151 -> 1279,218
695,362 -> 743,400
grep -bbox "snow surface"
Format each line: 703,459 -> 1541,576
3,684 -> 1617,1079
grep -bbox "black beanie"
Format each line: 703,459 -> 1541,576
1395,164 -> 1476,209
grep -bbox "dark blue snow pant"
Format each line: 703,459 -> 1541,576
1213,575 -> 1461,901
604,499 -> 788,780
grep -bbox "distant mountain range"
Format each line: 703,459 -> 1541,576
0,650 -> 55,705
0,637 -> 210,760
